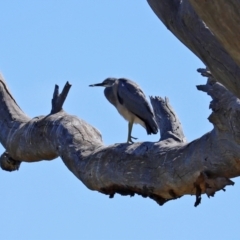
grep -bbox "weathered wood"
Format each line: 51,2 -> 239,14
150,96 -> 186,142
1,0 -> 240,206
51,82 -> 72,114
0,72 -> 238,206
147,0 -> 240,99
188,0 -> 240,68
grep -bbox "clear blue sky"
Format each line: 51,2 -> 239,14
0,1 -> 238,240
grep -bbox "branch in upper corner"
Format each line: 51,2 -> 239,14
150,96 -> 187,142
188,0 -> 240,68
51,81 -> 72,114
147,0 -> 240,99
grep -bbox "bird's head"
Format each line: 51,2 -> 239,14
89,78 -> 117,88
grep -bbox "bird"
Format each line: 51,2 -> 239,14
89,77 -> 158,143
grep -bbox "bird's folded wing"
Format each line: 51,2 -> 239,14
117,80 -> 153,120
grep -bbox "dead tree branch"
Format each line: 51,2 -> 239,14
147,0 -> 240,99
0,72 -> 239,206
188,0 -> 240,68
151,96 -> 186,142
51,82 -> 72,114
1,0 -> 240,207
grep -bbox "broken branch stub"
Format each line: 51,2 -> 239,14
51,82 -> 72,114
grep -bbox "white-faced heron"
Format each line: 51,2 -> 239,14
89,78 -> 158,143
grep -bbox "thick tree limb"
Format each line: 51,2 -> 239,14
188,0 -> 240,68
147,0 -> 240,99
0,73 -> 238,206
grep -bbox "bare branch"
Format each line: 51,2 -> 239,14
150,96 -> 186,142
147,0 -> 240,98
188,0 -> 240,68
51,82 -> 72,114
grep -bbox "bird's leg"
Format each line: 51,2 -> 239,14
127,122 -> 133,143
127,121 -> 137,143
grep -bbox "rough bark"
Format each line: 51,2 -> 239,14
1,0 -> 240,207
188,0 -> 240,68
0,70 -> 238,206
147,0 -> 240,99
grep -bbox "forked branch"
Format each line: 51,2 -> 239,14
51,82 -> 72,114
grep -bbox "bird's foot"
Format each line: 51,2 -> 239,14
127,136 -> 138,144
131,136 -> 137,140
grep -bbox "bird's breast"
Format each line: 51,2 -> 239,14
116,102 -> 132,122
115,102 -> 146,129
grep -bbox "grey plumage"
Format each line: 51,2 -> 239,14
89,78 -> 158,143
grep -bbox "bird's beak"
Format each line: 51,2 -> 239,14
89,83 -> 104,87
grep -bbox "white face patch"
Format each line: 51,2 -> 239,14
103,79 -> 116,87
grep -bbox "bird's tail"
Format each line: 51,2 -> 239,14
145,118 -> 158,135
